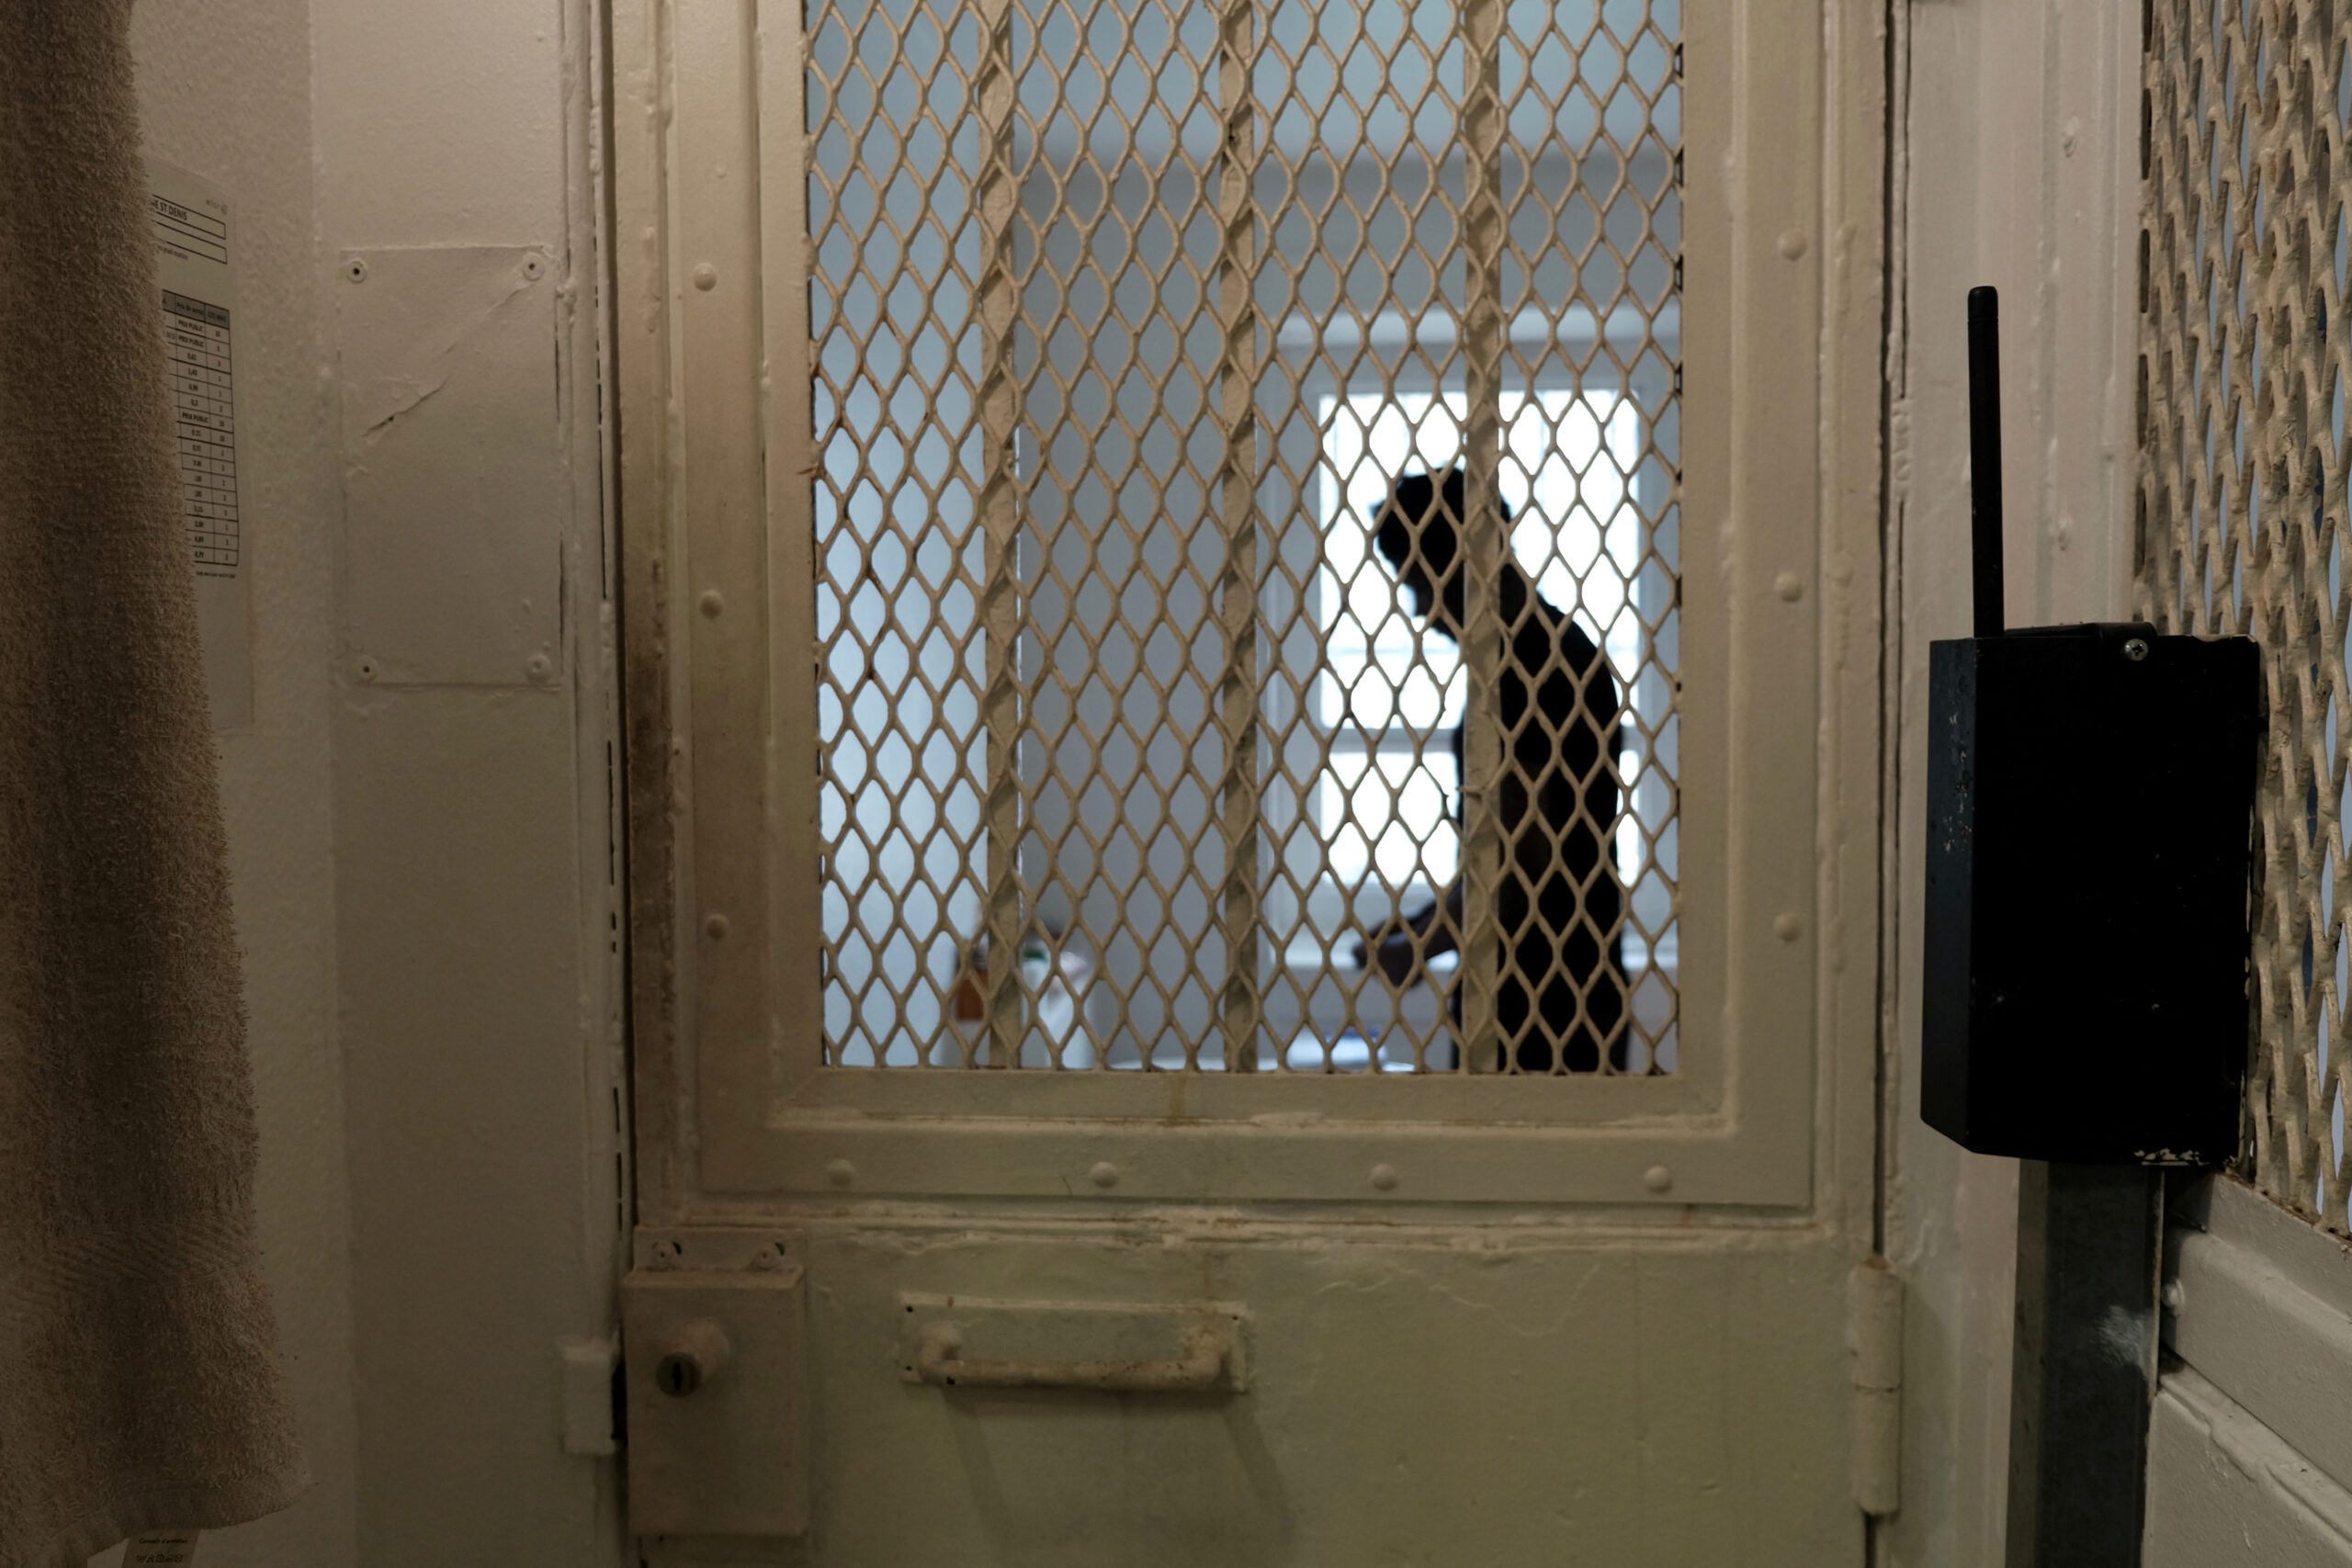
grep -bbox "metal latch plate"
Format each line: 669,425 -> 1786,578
622,1264 -> 808,1538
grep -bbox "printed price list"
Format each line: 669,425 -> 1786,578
162,288 -> 238,577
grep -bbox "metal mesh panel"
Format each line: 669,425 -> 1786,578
807,0 -> 1680,1072
2140,0 -> 2351,1223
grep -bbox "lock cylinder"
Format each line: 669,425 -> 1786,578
654,1317 -> 732,1397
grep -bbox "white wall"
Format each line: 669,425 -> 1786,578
311,0 -> 628,1556
129,2 -> 356,1562
126,0 -> 627,1561
1886,0 -> 2142,1557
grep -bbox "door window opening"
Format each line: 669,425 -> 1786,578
807,0 -> 1683,1075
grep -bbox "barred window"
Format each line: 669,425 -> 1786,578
2140,0 -> 2352,1227
808,0 -> 1682,1075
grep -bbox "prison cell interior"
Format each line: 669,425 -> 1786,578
805,0 -> 1681,1073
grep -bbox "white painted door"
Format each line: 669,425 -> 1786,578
610,0 -> 1887,1552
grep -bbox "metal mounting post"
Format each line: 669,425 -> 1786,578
2004,1161 -> 2163,1568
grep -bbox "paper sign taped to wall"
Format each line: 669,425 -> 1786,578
146,157 -> 253,731
118,1529 -> 199,1566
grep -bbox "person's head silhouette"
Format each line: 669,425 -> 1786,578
1370,468 -> 1509,638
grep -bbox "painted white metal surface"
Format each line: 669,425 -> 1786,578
2145,1367 -> 2352,1567
2165,1178 -> 2352,1505
316,0 -> 632,1560
616,0 -> 1886,1553
654,1221 -> 1869,1562
336,246 -> 565,687
2150,1178 -> 2352,1562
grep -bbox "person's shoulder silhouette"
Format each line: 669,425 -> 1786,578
1364,464 -> 1629,1072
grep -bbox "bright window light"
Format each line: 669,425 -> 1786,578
1314,389 -> 1645,889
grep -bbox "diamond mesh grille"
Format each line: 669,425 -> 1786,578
807,0 -> 1680,1072
2140,0 -> 2351,1223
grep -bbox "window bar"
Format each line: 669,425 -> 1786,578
975,0 -> 1023,1067
1214,0 -> 1265,1072
1453,0 -> 1507,1070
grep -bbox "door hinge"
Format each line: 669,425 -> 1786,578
1849,1256 -> 1903,1517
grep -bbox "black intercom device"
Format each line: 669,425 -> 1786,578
1919,288 -> 2262,1165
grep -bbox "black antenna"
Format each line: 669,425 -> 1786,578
1967,286 -> 2006,638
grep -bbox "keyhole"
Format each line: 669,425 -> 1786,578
656,1353 -> 701,1397
651,1317 -> 729,1397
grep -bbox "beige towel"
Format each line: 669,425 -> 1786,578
0,2 -> 308,1563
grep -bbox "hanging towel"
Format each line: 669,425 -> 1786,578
0,2 -> 308,1564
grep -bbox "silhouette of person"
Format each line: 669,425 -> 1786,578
1350,468 -> 1628,1071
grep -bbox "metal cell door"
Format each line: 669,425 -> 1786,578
610,0 -> 1888,1550
2138,0 -> 2352,1552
